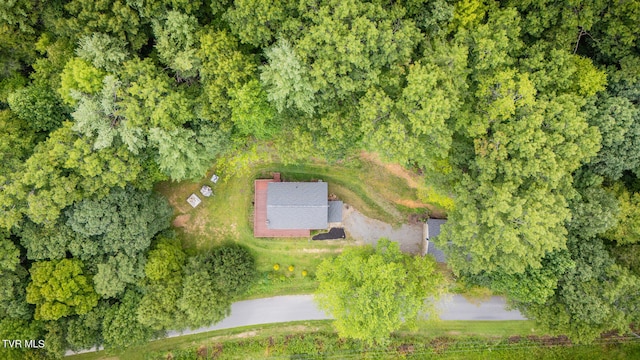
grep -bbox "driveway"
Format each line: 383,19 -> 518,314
342,204 -> 423,254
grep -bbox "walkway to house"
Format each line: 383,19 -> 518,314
254,179 -> 310,237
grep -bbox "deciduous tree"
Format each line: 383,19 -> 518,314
260,39 -> 315,115
315,239 -> 444,344
102,290 -> 154,349
26,259 -> 99,320
7,85 -> 67,134
65,187 -> 172,257
76,33 -> 129,72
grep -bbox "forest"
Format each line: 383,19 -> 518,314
1,0 -> 639,358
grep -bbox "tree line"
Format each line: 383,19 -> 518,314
1,0 -> 639,355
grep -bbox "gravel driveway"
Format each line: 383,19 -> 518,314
342,204 -> 423,254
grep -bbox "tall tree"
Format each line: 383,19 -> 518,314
58,0 -> 148,51
65,187 -> 172,257
437,9 -> 603,275
586,94 -> 640,180
224,0 -> 286,47
603,183 -> 640,245
102,290 -> 154,349
177,256 -> 230,328
152,11 -> 201,79
65,303 -> 105,351
137,236 -> 187,330
1,122 -> 145,228
93,254 -> 145,299
228,79 -> 277,139
197,28 -> 256,122
294,0 -> 421,106
76,32 -> 129,72
26,259 -> 99,321
315,239 -> 444,344
520,235 -> 640,343
7,84 -> 67,134
58,57 -> 105,105
0,234 -> 31,320
260,38 -> 316,115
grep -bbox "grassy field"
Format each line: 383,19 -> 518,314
155,152 -> 443,298
67,320 -> 640,360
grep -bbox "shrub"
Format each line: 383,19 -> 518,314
302,270 -> 308,277
274,263 -> 280,271
288,265 -> 295,272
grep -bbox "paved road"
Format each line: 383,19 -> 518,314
166,294 -> 525,338
66,295 -> 524,356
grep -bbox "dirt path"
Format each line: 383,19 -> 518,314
360,151 -> 423,190
342,204 -> 423,255
360,152 -> 447,218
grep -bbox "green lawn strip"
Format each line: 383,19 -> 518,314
67,320 -> 640,360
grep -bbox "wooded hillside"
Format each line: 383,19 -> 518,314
1,0 -> 639,357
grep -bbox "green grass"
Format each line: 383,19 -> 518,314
67,320 -> 640,360
155,154 -> 442,299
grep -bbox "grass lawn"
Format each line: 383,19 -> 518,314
155,152 -> 444,299
68,320 -> 640,360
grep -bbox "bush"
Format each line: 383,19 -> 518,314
208,244 -> 256,297
274,263 -> 280,271
288,265 -> 295,272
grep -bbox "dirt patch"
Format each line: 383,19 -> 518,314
197,345 -> 208,357
301,248 -> 344,253
396,199 -> 429,208
172,214 -> 191,227
207,330 -> 258,343
397,344 -> 415,355
526,335 -> 572,346
156,182 -> 202,214
360,152 -> 423,189
430,337 -> 453,354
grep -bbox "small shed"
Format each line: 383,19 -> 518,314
200,185 -> 213,197
328,201 -> 343,223
187,194 -> 201,208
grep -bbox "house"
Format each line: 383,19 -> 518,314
423,218 -> 447,263
254,175 -> 342,237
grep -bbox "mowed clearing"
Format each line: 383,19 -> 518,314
155,153 -> 447,298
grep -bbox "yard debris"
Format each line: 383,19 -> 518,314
200,185 -> 213,197
187,194 -> 202,208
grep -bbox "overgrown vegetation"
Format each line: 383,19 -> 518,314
65,321 -> 640,360
1,0 -> 640,358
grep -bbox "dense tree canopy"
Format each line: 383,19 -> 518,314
26,259 -> 99,321
1,0 -> 639,351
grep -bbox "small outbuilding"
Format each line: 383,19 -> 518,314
328,201 -> 343,223
211,174 -> 219,183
